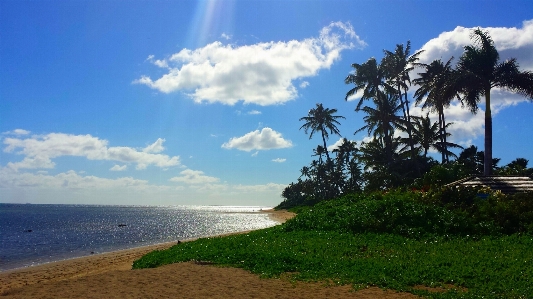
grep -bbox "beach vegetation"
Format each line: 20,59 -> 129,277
134,190 -> 533,298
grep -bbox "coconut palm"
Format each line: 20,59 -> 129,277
383,41 -> 424,168
359,136 -> 407,190
406,114 -> 463,161
332,138 -> 357,167
300,103 -> 345,162
414,58 -> 459,162
345,57 -> 391,110
456,145 -> 500,175
456,28 -> 533,175
355,92 -> 404,166
332,138 -> 362,193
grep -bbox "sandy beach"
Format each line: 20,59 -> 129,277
0,209 -> 418,298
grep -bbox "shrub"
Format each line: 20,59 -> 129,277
283,192 -> 478,239
476,192 -> 533,234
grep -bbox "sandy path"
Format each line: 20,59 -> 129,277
0,209 -> 419,298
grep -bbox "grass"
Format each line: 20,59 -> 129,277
133,191 -> 533,298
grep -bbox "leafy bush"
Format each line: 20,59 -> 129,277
420,185 -> 482,210
476,192 -> 533,234
283,191 -> 480,239
420,186 -> 533,235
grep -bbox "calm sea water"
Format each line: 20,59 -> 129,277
0,204 -> 277,271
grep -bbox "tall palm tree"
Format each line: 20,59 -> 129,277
414,58 -> 458,162
300,103 -> 345,162
345,57 -> 391,111
383,41 -> 424,172
456,28 -> 533,175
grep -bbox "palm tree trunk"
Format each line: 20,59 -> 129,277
484,89 -> 493,176
400,89 -> 420,176
439,109 -> 446,163
384,126 -> 392,168
321,133 -> 331,162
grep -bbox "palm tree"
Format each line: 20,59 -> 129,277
359,136 -> 406,190
332,138 -> 357,167
406,114 -> 463,161
332,138 -> 362,193
312,145 -> 326,165
456,145 -> 500,175
299,166 -> 310,180
300,103 -> 345,162
355,92 -> 404,166
383,41 -> 424,172
456,28 -> 533,175
414,58 -> 459,162
345,57 -> 391,110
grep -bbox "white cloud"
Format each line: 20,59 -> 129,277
346,89 -> 364,102
143,138 -> 165,153
221,33 -> 232,40
146,55 -> 169,68
272,158 -> 286,163
411,20 -> 533,146
418,20 -> 533,70
248,110 -> 262,115
0,164 -> 287,205
231,183 -> 286,193
251,151 -> 259,157
299,81 -> 309,88
3,132 -> 180,171
189,183 -> 229,192
110,164 -> 127,171
134,21 -> 366,106
169,169 -> 220,184
2,129 -> 31,136
0,168 -> 150,190
327,137 -> 345,152
7,156 -> 55,171
221,127 -> 293,151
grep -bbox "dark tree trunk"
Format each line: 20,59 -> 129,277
322,133 -> 331,163
439,109 -> 446,163
399,88 -> 420,176
484,90 -> 493,176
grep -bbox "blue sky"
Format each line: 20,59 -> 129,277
1,0 -> 532,206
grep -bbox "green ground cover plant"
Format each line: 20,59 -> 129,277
133,190 -> 533,298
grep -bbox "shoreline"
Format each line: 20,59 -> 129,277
0,209 -> 295,295
0,208 -> 294,274
0,208 -> 415,298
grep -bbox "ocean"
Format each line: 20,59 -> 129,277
0,203 -> 278,271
